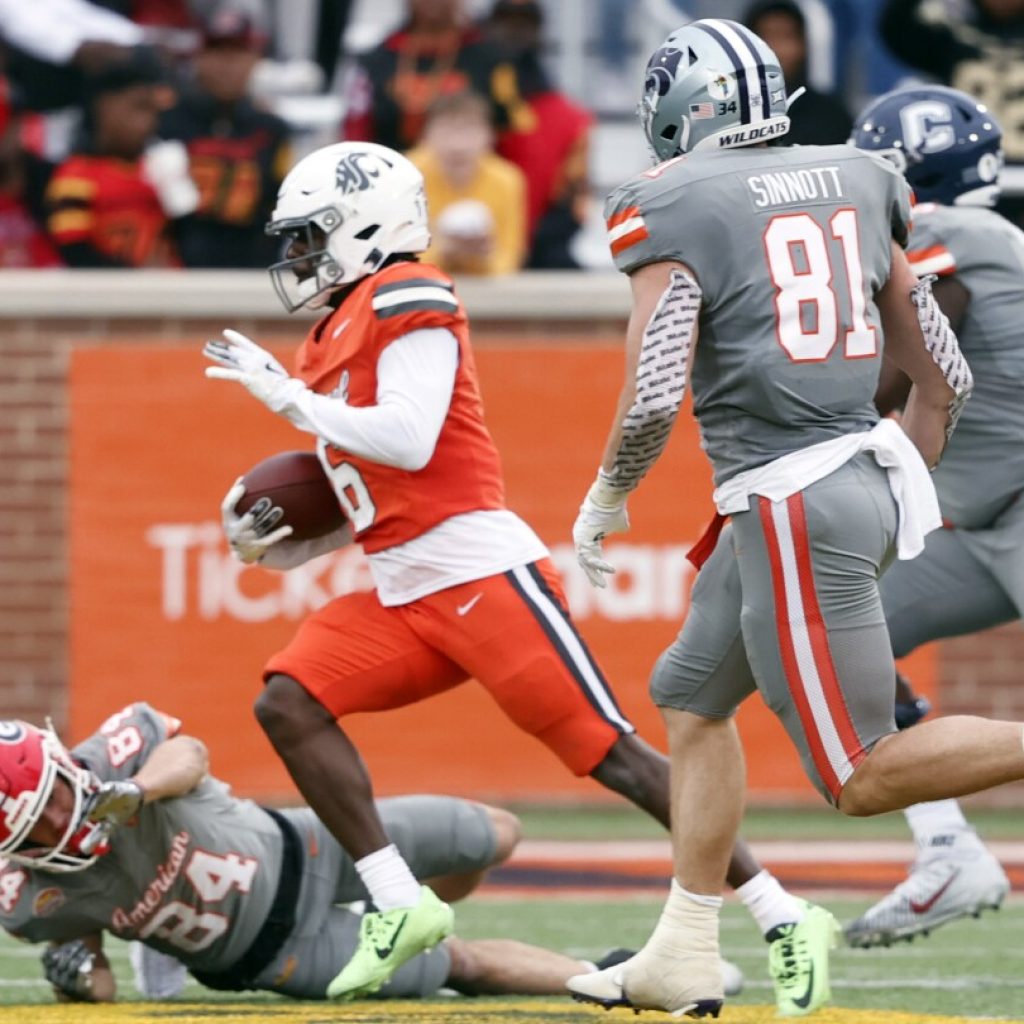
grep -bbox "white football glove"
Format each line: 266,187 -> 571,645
572,472 -> 630,588
204,329 -> 307,415
220,477 -> 294,564
85,779 -> 146,827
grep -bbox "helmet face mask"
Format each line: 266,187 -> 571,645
638,19 -> 791,162
267,209 -> 345,313
0,721 -> 106,873
851,85 -> 1004,207
266,142 -> 431,312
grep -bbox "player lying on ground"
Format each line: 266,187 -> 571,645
200,137 -> 828,1012
0,703 -> 634,1002
842,83 -> 1017,948
567,16 -> 1024,1021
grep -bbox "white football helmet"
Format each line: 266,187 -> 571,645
0,720 -> 107,873
266,141 -> 431,312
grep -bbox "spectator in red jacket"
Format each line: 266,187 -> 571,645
45,47 -> 198,268
0,77 -> 61,267
484,0 -> 592,268
341,0 -> 522,153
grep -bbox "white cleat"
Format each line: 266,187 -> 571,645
846,843 -> 1009,948
567,947 -> 732,1017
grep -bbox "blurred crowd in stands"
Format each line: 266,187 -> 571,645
0,0 -> 1022,274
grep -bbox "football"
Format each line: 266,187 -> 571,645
236,450 -> 346,541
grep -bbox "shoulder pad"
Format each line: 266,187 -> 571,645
371,274 -> 459,321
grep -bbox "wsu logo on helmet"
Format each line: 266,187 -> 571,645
0,722 -> 24,745
335,151 -> 394,195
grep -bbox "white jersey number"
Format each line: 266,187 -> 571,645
134,849 -> 258,954
324,459 -> 377,532
138,903 -> 228,954
764,210 -> 877,362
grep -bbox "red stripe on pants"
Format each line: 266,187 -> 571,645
759,495 -> 843,799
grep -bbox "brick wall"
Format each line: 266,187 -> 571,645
3,310 -> 1022,805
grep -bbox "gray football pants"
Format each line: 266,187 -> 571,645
882,494 -> 1024,658
254,795 -> 496,999
652,454 -> 900,804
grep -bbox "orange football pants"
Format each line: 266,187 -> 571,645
264,559 -> 634,775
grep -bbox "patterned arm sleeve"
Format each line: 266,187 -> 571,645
603,270 -> 702,495
910,274 -> 973,443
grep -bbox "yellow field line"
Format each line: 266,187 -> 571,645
0,1003 -> 1018,1024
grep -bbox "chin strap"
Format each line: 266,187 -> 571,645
785,87 -> 807,111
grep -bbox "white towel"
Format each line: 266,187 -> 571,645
713,419 -> 941,560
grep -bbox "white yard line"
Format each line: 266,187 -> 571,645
510,839 -> 1024,863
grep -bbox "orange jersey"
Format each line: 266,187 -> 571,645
45,155 -> 176,267
293,261 -> 506,553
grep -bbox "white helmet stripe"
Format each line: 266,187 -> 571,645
700,18 -> 771,120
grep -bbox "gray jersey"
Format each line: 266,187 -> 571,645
907,204 -> 1024,528
606,144 -> 913,484
0,704 -> 281,972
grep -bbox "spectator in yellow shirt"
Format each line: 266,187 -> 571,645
408,90 -> 526,275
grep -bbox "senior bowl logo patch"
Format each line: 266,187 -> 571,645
707,70 -> 734,100
33,887 -> 66,918
0,722 -> 24,745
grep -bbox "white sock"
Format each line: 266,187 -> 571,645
355,844 -> 422,911
904,800 -> 978,851
735,869 -> 805,937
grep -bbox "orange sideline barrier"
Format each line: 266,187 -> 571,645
69,342 -> 934,803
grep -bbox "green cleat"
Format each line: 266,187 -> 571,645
326,885 -> 454,1000
767,900 -> 840,1017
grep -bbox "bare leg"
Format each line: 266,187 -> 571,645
445,937 -> 589,995
425,806 -> 521,903
839,716 -> 1024,816
255,674 -> 389,859
587,711 -> 743,1014
664,710 -> 746,894
590,732 -> 762,888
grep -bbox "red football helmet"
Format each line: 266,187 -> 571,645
0,721 -> 108,872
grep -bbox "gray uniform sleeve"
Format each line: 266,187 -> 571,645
72,703 -> 181,783
861,150 -> 913,248
604,172 -> 694,274
906,209 -> 958,277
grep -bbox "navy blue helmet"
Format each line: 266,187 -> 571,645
850,85 -> 1003,207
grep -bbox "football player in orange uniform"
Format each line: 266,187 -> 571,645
203,141 -> 803,1002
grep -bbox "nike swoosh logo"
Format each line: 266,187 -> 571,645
910,869 -> 960,914
456,593 -> 483,616
373,913 -> 408,959
791,961 -> 815,1009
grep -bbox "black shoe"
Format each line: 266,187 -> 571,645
594,947 -> 636,971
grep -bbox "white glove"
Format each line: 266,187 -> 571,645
204,329 -> 307,415
572,472 -> 630,588
220,477 -> 294,564
141,140 -> 200,218
85,779 -> 145,826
